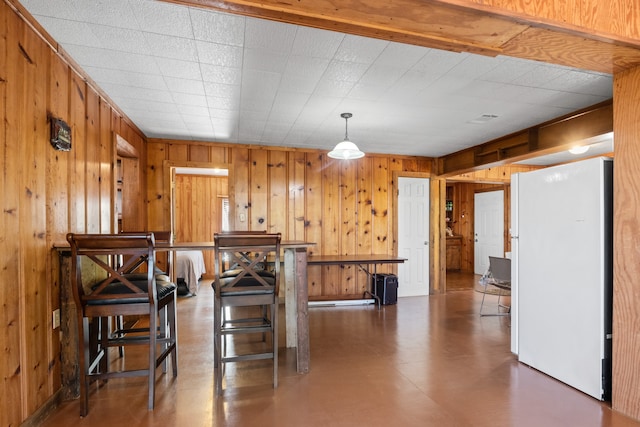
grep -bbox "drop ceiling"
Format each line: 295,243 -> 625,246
19,0 -> 614,162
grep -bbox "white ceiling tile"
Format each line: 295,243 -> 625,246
118,99 -> 179,114
144,33 -> 199,62
203,82 -> 239,99
284,56 -> 330,80
359,65 -> 406,86
62,44 -> 116,70
323,61 -> 369,83
241,70 -> 281,99
292,27 -> 344,58
156,58 -> 201,80
375,43 -> 428,68
243,49 -> 288,73
413,50 -> 468,74
35,17 -> 102,47
108,51 -> 161,75
207,96 -> 240,110
200,64 -> 241,85
71,0 -> 139,29
90,25 -> 150,54
171,92 -> 207,107
196,41 -> 243,67
20,0 -> 78,18
85,66 -> 167,91
128,0 -> 193,38
190,8 -> 245,45
334,35 -> 388,64
179,105 -> 210,117
100,82 -> 174,103
281,76 -> 320,94
448,55 -> 504,80
164,77 -> 205,95
244,19 -> 297,54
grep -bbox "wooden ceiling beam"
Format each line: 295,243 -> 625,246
161,0 -> 640,73
162,0 -> 527,56
436,100 -> 613,176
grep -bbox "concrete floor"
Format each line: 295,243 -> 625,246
40,274 -> 640,426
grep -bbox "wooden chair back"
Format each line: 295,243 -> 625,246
67,233 -> 159,311
213,233 -> 281,296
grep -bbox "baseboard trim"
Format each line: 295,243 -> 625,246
20,389 -> 63,427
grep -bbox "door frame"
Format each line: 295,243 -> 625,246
392,171 -> 440,294
162,160 -> 232,236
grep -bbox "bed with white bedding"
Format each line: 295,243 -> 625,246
175,250 -> 206,295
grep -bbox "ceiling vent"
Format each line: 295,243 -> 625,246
469,114 -> 499,124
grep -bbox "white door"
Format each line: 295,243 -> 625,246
474,190 -> 504,274
397,177 -> 430,297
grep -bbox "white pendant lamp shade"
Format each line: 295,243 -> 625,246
328,113 -> 365,160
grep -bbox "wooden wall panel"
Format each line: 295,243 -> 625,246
17,16 -> 49,416
250,150 -> 269,231
268,150 -> 288,237
0,3 -> 147,423
1,5 -> 22,424
372,157 -> 390,255
69,73 -> 86,233
99,102 -> 113,234
45,48 -> 69,399
287,151 -> 306,241
612,65 -> 640,420
321,158 -> 341,296
340,157 -> 358,295
146,141 -> 431,300
231,148 -> 250,231
146,143 -> 168,231
356,157 -> 373,290
305,153 -> 323,296
85,89 -> 101,233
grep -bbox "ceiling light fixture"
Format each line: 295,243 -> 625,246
569,145 -> 589,155
328,113 -> 365,160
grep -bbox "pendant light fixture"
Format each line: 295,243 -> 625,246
328,112 -> 365,160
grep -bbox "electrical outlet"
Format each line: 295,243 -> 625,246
239,213 -> 246,222
52,309 -> 60,329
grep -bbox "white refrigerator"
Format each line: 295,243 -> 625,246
510,157 -> 613,401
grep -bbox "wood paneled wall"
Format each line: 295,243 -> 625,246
612,65 -> 640,419
0,3 -> 146,425
146,141 -> 432,299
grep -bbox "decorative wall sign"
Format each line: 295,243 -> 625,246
50,117 -> 71,151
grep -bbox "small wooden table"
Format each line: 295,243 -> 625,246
308,254 -> 407,307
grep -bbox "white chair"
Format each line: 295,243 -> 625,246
479,256 -> 511,317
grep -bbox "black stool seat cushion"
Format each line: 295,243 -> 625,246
219,275 -> 275,296
86,276 -> 176,305
221,268 -> 275,279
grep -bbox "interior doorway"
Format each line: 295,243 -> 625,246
397,176 -> 430,297
169,165 -> 229,272
473,190 -> 504,275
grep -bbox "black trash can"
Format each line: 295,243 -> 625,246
372,273 -> 398,305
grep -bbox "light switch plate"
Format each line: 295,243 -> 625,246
52,309 -> 60,329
